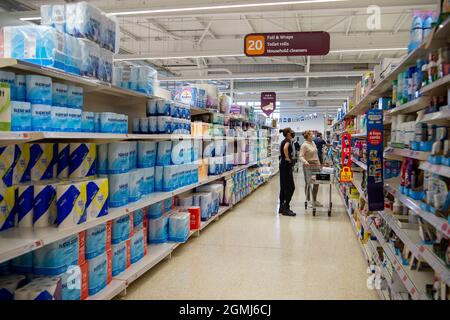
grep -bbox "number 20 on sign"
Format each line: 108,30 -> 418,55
245,35 -> 265,56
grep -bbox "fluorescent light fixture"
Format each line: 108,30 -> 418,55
109,0 -> 347,16
19,17 -> 41,21
114,53 -> 245,61
330,47 -> 407,53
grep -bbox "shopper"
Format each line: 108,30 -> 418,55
300,131 -> 322,207
278,127 -> 296,216
313,132 -> 327,164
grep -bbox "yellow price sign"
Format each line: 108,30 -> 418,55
340,166 -> 352,183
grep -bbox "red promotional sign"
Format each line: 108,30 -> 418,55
340,133 -> 352,183
368,129 -> 382,145
244,32 -> 330,57
261,92 -> 276,116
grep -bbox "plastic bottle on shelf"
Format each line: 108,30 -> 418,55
409,10 -> 424,53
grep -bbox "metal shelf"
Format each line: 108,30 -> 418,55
419,109 -> 450,125
421,73 -> 450,96
419,162 -> 450,178
0,163 -> 257,264
384,147 -> 431,161
351,156 -> 367,171
385,96 -> 430,116
86,280 -> 126,300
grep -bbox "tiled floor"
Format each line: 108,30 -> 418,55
120,173 -> 378,300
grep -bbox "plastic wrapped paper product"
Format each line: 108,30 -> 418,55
0,186 -> 15,232
112,240 -> 130,277
64,34 -> 81,75
147,201 -> 163,219
41,4 -> 66,33
130,228 -> 146,264
14,277 -> 62,300
0,26 -> 65,69
137,66 -> 157,95
98,48 -> 113,83
0,274 -> 27,300
147,214 -> 168,244
11,101 -> 31,132
65,2 -> 102,45
101,15 -> 119,53
79,39 -> 100,79
168,211 -> 189,242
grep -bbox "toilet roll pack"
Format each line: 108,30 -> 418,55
111,213 -> 133,245
130,228 -> 146,264
168,211 -> 190,243
193,192 -> 213,221
0,274 -> 27,300
85,222 -> 112,260
87,250 -> 112,296
133,208 -> 145,232
111,239 -> 130,277
14,277 -> 62,300
147,214 -> 168,244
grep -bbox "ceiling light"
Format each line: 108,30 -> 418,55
330,48 -> 407,53
19,17 -> 41,21
109,0 -> 347,16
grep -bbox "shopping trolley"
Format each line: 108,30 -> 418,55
303,164 -> 334,217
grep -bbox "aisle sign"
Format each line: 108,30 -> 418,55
261,92 -> 276,116
366,110 -> 384,211
244,32 -> 330,57
340,133 -> 352,183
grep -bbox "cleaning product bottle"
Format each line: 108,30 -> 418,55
422,11 -> 434,40
409,11 -> 424,53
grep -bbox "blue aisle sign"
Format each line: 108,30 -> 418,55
366,110 -> 384,211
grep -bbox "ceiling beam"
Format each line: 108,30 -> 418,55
197,20 -> 213,45
326,15 -> 351,32
392,12 -> 409,34
295,13 -> 302,32
224,86 -> 354,94
147,19 -> 182,40
244,15 -> 257,33
346,14 -> 354,36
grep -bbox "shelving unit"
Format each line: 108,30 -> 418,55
351,156 -> 368,171
384,147 -> 431,161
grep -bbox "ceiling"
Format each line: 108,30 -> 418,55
2,0 -> 437,116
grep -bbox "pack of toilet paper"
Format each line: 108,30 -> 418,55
96,144 -> 108,174
193,192 -> 212,221
29,143 -> 55,182
65,2 -> 102,45
33,182 -> 58,227
14,74 -> 26,102
13,144 -> 30,185
130,228 -> 146,264
1,26 -> 65,70
111,214 -> 132,245
0,71 -> 15,100
55,263 -> 88,300
0,186 -> 15,232
33,234 -> 80,276
10,101 -> 31,131
133,208 -> 145,232
31,104 -> 52,131
81,112 -> 95,132
142,167 -> 155,196
15,184 -> 34,228
79,38 -> 100,78
0,274 -> 27,300
10,251 -> 33,274
156,141 -> 172,166
223,178 -> 234,206
129,169 -> 145,203
107,172 -> 129,208
108,142 -> 130,174
85,223 -> 111,260
147,214 -> 168,244
137,141 -> 156,168
85,178 -> 109,220
55,181 -> 87,229
14,277 -> 62,300
69,143 -> 96,179
154,166 -> 163,192
111,240 -> 130,277
87,250 -> 111,296
196,184 -> 223,213
0,145 -> 16,188
64,34 -> 82,75
176,193 -> 194,208
171,140 -> 192,165
98,48 -> 113,83
66,86 -> 83,109
168,211 -> 190,243
147,201 -> 163,219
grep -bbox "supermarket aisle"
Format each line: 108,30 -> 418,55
121,173 -> 378,300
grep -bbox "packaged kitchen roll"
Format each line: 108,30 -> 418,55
142,167 -> 154,196
108,173 -> 129,208
55,181 -> 87,229
137,141 -> 156,168
147,201 -> 163,219
15,184 -> 34,228
147,214 -> 168,244
107,142 -> 129,174
133,208 -> 144,231
29,143 -> 55,182
85,178 -> 109,221
33,182 -> 58,227
168,211 -> 189,242
69,143 -> 96,179
87,251 -> 109,296
33,234 -> 79,275
154,166 -> 163,192
0,274 -> 26,300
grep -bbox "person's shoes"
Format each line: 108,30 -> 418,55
278,204 -> 286,214
313,201 -> 323,207
281,206 -> 297,216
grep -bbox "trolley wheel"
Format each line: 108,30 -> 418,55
328,210 -> 331,217
313,209 -> 316,216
